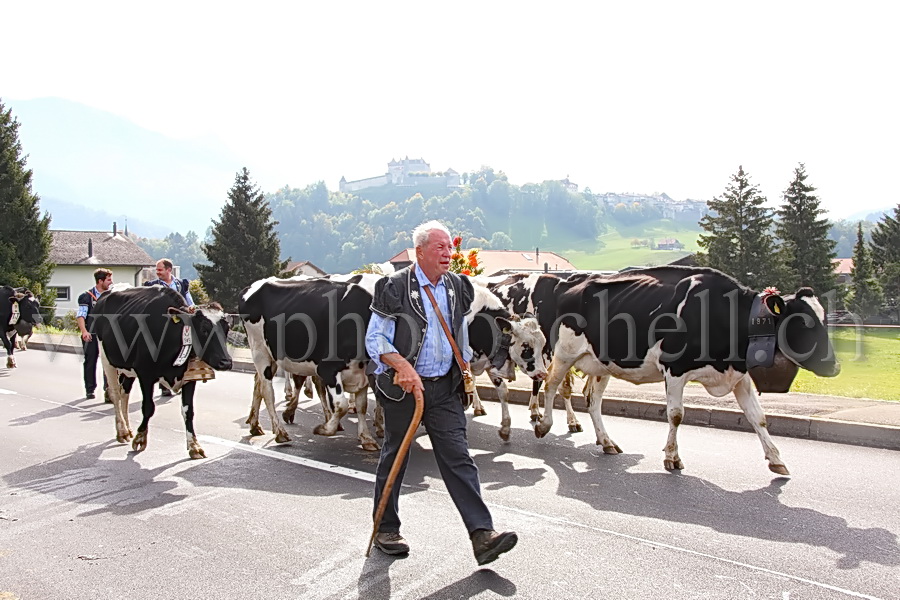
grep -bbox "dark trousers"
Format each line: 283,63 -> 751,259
373,375 -> 493,535
82,338 -> 107,394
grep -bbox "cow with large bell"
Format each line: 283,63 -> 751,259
536,266 -> 840,475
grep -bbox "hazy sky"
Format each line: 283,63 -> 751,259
4,1 -> 898,219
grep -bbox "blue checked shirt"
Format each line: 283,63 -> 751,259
366,263 -> 472,377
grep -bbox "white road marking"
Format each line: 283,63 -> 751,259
17,393 -> 889,600
199,435 -> 376,483
198,434 -> 887,600
0,388 -> 16,394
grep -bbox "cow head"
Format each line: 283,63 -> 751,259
777,288 -> 840,377
496,314 -> 548,381
168,303 -> 233,371
10,290 -> 43,326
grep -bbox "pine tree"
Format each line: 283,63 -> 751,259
848,222 -> 883,318
697,165 -> 781,290
775,163 -> 837,293
0,99 -> 53,293
870,203 -> 900,321
196,168 -> 287,312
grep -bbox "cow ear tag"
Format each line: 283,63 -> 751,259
172,315 -> 181,323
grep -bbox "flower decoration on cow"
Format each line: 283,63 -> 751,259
449,235 -> 484,276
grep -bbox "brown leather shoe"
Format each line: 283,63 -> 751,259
373,532 -> 409,555
471,529 -> 518,565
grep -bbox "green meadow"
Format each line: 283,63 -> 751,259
558,220 -> 702,270
792,327 -> 900,401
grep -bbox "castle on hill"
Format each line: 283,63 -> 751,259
339,157 -> 460,193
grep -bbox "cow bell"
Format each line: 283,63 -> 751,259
746,289 -> 786,370
183,357 -> 216,383
749,350 -> 799,393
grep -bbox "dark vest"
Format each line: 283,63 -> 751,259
77,288 -> 102,330
370,266 -> 474,401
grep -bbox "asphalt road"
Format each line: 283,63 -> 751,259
1,351 -> 899,600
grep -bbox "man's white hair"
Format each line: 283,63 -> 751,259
412,220 -> 451,248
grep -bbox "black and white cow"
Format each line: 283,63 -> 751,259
93,285 -> 233,458
1,286 -> 43,368
535,266 -> 840,475
239,274 -> 549,450
240,276 -> 384,450
474,272 -> 583,440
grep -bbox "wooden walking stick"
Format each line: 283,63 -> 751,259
366,385 -> 424,557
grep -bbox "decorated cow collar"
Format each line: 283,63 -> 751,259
8,301 -> 20,326
746,286 -> 786,369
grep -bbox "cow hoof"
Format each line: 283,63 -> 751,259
189,446 -> 206,459
348,407 -> 357,415
769,464 -> 790,476
116,434 -> 129,444
337,423 -> 344,432
132,433 -> 148,453
664,458 -> 684,471
249,424 -> 264,436
599,442 -> 622,454
6,357 -> 15,368
529,413 -> 540,423
569,423 -> 583,433
312,424 -> 334,437
283,410 -> 296,424
361,440 -> 380,452
303,388 -> 313,399
498,429 -> 510,442
274,431 -> 291,444
474,407 -> 487,417
534,423 -> 551,438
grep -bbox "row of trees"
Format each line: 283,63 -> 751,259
697,163 -> 900,320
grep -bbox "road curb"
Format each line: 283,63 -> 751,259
26,341 -> 900,452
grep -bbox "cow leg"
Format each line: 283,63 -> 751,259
283,374 -> 304,424
131,376 -> 158,453
584,375 -> 621,453
472,386 -> 487,417
662,376 -> 686,471
312,376 -> 342,431
350,387 -> 379,451
528,379 -> 542,422
99,344 -> 132,442
3,332 -> 16,368
562,371 -> 583,433
313,369 -> 351,438
261,368 -> 291,443
733,375 -> 789,475
246,373 -> 265,436
535,357 -> 574,438
493,375 -> 514,441
179,381 -> 205,459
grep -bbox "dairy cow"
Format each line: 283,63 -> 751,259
93,285 -> 233,458
1,286 -> 43,368
240,274 -> 548,449
473,273 -> 583,440
536,266 -> 840,474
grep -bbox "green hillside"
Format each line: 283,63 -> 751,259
554,220 -> 703,271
